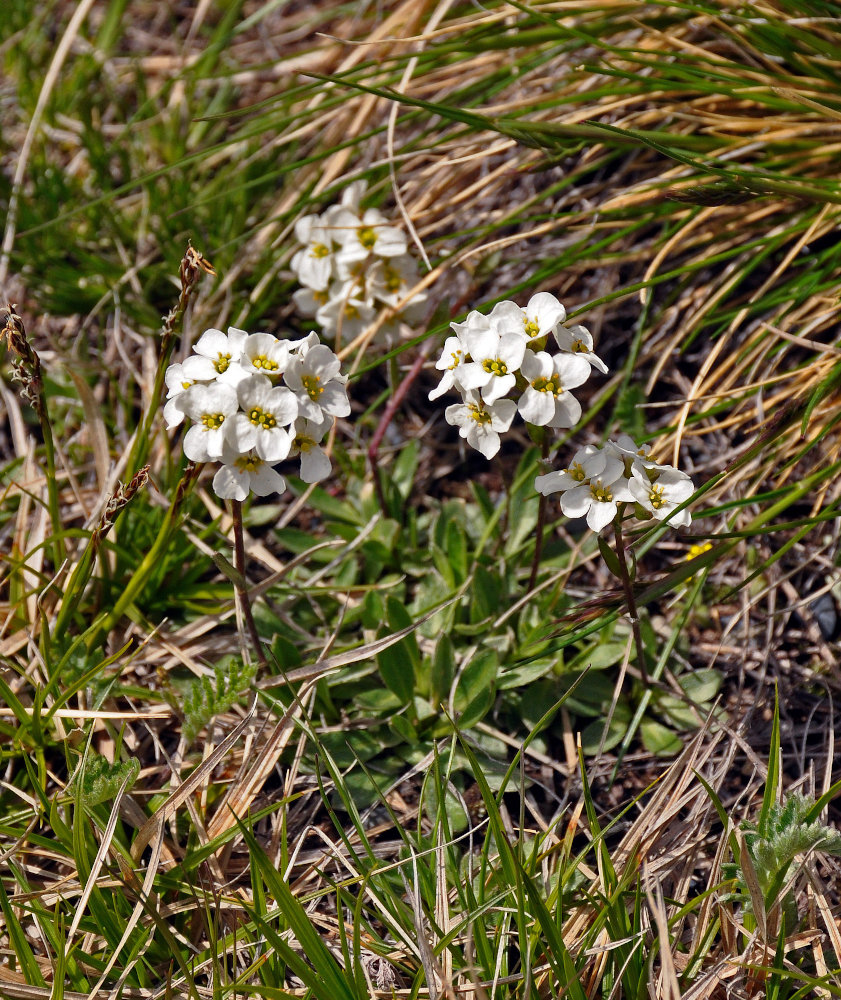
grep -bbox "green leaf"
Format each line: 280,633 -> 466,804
73,752 -> 140,810
182,658 -> 257,744
459,686 -> 495,729
678,668 -> 722,704
598,534 -> 623,579
567,639 -> 627,671
0,878 -> 45,986
640,718 -> 682,756
470,565 -> 501,622
444,517 -> 468,584
580,709 -> 631,754
376,642 -> 415,704
455,649 -> 498,710
390,712 -> 418,745
391,439 -> 420,502
759,687 -> 782,837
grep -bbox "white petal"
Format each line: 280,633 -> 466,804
249,464 -> 287,497
587,501 -> 617,533
300,446 -> 332,482
212,464 -> 250,501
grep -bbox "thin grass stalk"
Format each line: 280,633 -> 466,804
53,466 -> 150,637
88,462 -> 202,647
126,244 -> 215,475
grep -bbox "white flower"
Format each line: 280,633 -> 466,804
291,286 -> 330,318
517,350 -> 591,427
331,206 -> 408,263
606,434 -> 652,462
290,415 -> 333,483
490,292 -> 566,341
212,443 -> 287,501
178,383 -> 239,462
629,466 -> 694,528
289,331 -> 321,355
284,344 -> 350,422
457,328 -> 526,404
291,215 -> 337,291
163,362 -> 197,428
559,468 -> 635,533
444,391 -> 516,459
366,254 -> 423,308
241,333 -> 293,378
553,322 -> 608,374
534,443 -> 606,496
335,179 -> 368,214
604,434 -> 662,480
181,327 -> 248,384
315,282 -> 375,340
231,375 -> 297,462
429,334 -> 469,401
450,308 -> 493,339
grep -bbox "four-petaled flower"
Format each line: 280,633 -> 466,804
518,350 -> 591,427
332,206 -> 408,264
444,391 -> 516,459
181,327 -> 249,384
491,291 -> 566,342
629,466 -> 694,528
458,329 -> 526,403
553,322 -> 609,374
289,414 -> 334,483
241,333 -> 292,378
284,344 -> 350,422
429,334 -> 469,401
291,215 -> 338,291
213,443 -> 288,501
560,469 -> 635,533
232,375 -> 298,461
177,383 -> 239,462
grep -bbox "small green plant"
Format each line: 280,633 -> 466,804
181,657 -> 257,744
725,792 -> 841,928
72,750 -> 140,811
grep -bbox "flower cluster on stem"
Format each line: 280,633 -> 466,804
165,327 -> 348,500
429,292 -> 606,458
536,434 -> 695,532
290,181 -> 426,343
429,293 -> 695,531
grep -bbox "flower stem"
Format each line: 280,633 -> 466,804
612,512 -> 648,682
231,500 -> 267,667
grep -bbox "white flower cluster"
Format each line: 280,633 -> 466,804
164,326 -> 349,501
535,435 -> 695,533
290,180 -> 427,342
429,292 -> 607,459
